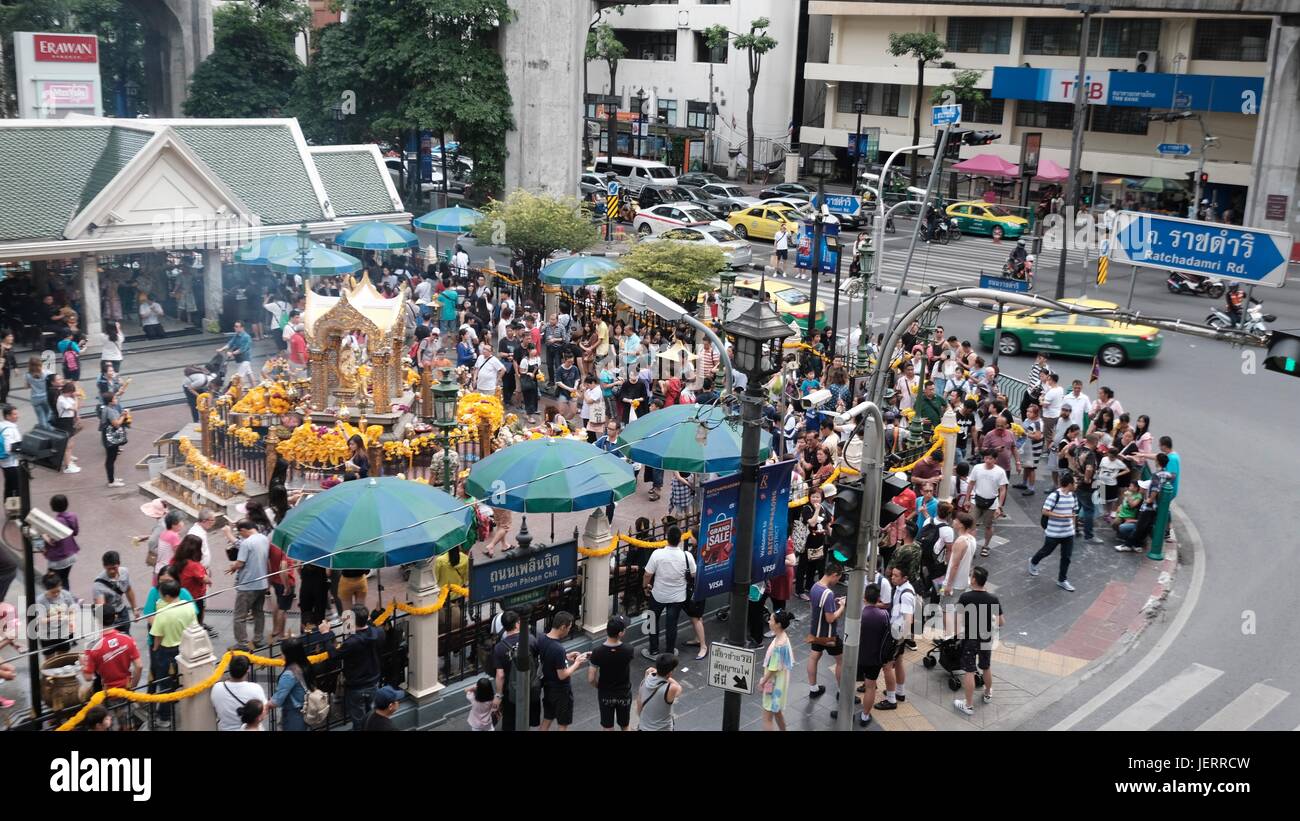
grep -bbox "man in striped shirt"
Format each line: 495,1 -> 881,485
1021,352 -> 1048,418
1029,473 -> 1080,592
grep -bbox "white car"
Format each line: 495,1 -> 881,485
645,226 -> 753,269
632,204 -> 729,236
701,183 -> 760,208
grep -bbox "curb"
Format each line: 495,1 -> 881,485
990,505 -> 1197,731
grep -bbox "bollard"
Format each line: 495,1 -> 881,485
176,623 -> 217,731
405,559 -> 444,698
1145,484 -> 1175,561
580,508 -> 613,638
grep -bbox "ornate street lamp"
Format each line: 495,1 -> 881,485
433,366 -> 459,493
718,269 -> 736,329
295,222 -> 311,292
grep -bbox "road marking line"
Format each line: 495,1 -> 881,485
1097,663 -> 1223,731
1195,682 -> 1289,731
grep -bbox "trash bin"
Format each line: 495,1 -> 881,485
40,653 -> 82,712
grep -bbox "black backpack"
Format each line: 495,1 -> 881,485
916,523 -> 948,599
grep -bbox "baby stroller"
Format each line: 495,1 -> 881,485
923,635 -> 985,692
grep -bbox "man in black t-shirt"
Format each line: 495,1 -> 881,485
497,323 -> 524,407
587,615 -> 635,731
491,610 -> 540,731
954,566 -> 1003,716
535,611 -> 588,731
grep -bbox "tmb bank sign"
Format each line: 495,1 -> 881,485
993,67 -> 1263,115
13,32 -> 103,118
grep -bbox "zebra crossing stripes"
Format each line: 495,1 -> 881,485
1195,682 -> 1289,731
1098,663 -> 1224,731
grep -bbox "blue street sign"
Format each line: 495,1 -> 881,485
1111,211 -> 1291,288
606,180 -> 620,196
1174,91 -> 1192,108
932,104 -> 961,127
811,193 -> 863,216
469,539 -> 578,605
1157,143 -> 1192,156
980,274 -> 1030,293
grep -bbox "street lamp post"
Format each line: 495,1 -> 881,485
635,88 -> 646,159
721,299 -> 794,733
331,101 -> 345,144
806,144 -> 838,345
433,366 -> 459,494
719,270 -> 736,330
827,236 -> 842,358
856,235 -> 875,370
852,98 -> 866,187
295,222 -> 312,295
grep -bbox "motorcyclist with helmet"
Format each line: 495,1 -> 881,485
1006,238 -> 1029,279
1225,284 -> 1246,327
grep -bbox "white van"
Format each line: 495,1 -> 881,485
591,156 -> 677,192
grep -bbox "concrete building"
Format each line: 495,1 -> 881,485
583,0 -> 800,174
798,1 -> 1300,253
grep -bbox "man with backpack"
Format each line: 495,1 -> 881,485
319,606 -> 385,731
1029,473 -> 1080,592
491,609 -> 540,731
874,563 -> 916,711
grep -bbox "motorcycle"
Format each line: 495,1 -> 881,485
922,217 -> 951,245
1206,302 -> 1275,334
1167,271 -> 1226,299
1003,253 -> 1035,285
947,216 -> 962,241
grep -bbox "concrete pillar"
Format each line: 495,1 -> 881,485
1246,19 -> 1300,259
405,560 -> 444,698
203,249 -> 224,332
176,622 -> 217,731
79,254 -> 103,343
580,508 -> 612,638
937,407 -> 958,504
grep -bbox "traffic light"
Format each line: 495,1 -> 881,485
1265,331 -> 1300,376
828,478 -> 863,565
936,129 -> 1001,160
936,129 -> 962,160
1186,171 -> 1196,187
962,130 -> 1001,146
880,472 -> 909,530
1199,172 -> 1209,186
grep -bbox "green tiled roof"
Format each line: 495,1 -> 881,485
312,150 -> 397,217
171,125 -> 326,225
0,125 -> 151,242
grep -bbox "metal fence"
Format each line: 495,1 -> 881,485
209,424 -> 268,488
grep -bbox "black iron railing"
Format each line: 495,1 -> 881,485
209,424 -> 268,488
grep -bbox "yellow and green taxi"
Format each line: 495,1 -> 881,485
733,276 -> 827,331
946,200 -> 1029,240
980,298 -> 1162,367
727,203 -> 799,241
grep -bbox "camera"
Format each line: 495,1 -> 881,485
25,508 -> 72,543
799,388 -> 833,410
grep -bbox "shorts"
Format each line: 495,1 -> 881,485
775,249 -> 788,261
682,598 -> 705,619
338,574 -> 368,602
974,504 -> 999,528
856,661 -> 882,682
961,639 -> 992,673
598,691 -> 632,729
542,687 -> 575,725
1104,484 -> 1121,504
809,635 -> 843,657
271,582 -> 295,611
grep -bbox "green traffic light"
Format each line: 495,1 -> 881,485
1286,358 -> 1297,373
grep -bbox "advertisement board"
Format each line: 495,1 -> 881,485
992,67 -> 1263,115
13,32 -> 102,118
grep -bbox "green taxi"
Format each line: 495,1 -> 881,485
946,201 -> 1029,240
979,298 -> 1163,367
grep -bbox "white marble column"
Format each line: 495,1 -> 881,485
203,249 -> 224,332
176,623 -> 217,731
405,560 -> 444,698
938,407 -> 959,504
581,508 -> 612,638
79,254 -> 102,343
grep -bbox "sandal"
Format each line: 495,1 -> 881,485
980,547 -> 990,557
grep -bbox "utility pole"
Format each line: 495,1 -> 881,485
722,384 -> 764,731
852,98 -> 866,188
706,63 -> 715,172
1055,4 -> 1107,300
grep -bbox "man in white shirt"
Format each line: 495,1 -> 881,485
187,509 -> 217,570
969,449 -> 1009,556
209,655 -> 266,731
640,526 -> 696,659
895,362 -> 919,411
473,342 -> 507,394
1038,370 -> 1065,446
1062,379 -> 1091,431
452,245 -> 470,279
773,226 -> 790,275
1,404 -> 22,500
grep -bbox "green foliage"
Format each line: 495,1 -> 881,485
931,68 -> 986,111
603,240 -> 724,306
887,31 -> 946,63
183,2 -> 301,117
470,190 -> 599,276
586,22 -> 627,65
703,18 -> 777,183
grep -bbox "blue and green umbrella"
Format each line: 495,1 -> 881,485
465,437 -> 635,513
267,245 -> 363,278
334,221 -> 419,250
234,235 -> 304,267
617,404 -> 770,474
413,206 -> 484,233
540,255 -> 618,288
272,477 -> 475,569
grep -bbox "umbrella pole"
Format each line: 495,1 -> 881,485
551,513 -> 555,543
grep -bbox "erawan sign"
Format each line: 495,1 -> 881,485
13,32 -> 103,118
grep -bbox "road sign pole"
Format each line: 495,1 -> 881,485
992,301 -> 1004,371
1191,150 -> 1206,219
722,384 -> 764,731
1125,264 -> 1138,309
1056,8 -> 1098,300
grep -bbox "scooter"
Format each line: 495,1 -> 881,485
922,218 -> 951,245
1167,271 -> 1226,299
1206,302 -> 1275,334
1003,254 -> 1035,285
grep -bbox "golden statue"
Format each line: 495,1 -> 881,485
337,342 -> 360,393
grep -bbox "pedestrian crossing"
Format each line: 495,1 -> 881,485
1097,662 -> 1294,731
870,235 -> 1091,292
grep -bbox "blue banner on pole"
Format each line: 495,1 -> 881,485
695,474 -> 740,600
751,461 -> 795,583
795,219 -> 840,271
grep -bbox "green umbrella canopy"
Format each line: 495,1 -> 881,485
334,221 -> 419,250
267,245 -> 363,277
413,205 -> 485,233
234,234 -> 303,266
465,437 -> 636,513
273,477 -> 475,569
1130,176 -> 1188,194
540,255 -> 619,287
617,403 -> 770,473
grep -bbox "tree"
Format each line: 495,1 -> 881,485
470,190 -> 600,277
931,68 -> 987,114
705,18 -> 778,184
601,240 -> 724,307
585,21 -> 626,159
888,31 -> 946,186
183,1 -> 302,117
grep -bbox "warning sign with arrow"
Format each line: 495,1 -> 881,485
708,643 -> 756,695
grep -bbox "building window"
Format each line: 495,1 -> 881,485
946,17 -> 1013,54
1097,19 -> 1161,58
1192,19 -> 1271,61
836,82 -> 902,116
1024,18 -> 1100,56
1088,105 -> 1149,135
1015,100 -> 1075,130
657,98 -> 678,126
694,32 -> 727,63
618,29 -> 677,62
687,100 -> 715,129
961,90 -> 1005,125
585,93 -> 600,119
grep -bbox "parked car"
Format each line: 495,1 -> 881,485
757,197 -> 841,226
979,298 -> 1163,366
677,171 -> 724,188
632,204 -> 729,236
759,183 -> 813,201
591,156 -> 677,194
678,185 -> 739,220
946,200 -> 1029,239
646,227 -> 753,269
701,183 -> 760,208
732,276 -> 827,331
385,157 -> 472,196
581,171 -> 615,196
727,204 -> 800,241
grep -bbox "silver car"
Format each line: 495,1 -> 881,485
645,226 -> 753,269
701,183 -> 760,208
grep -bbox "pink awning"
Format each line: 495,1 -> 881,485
951,154 -> 1019,178
1031,157 -> 1069,182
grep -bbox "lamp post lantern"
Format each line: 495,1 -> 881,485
295,222 -> 311,294
433,366 -> 459,494
721,298 -> 793,732
718,269 -> 736,330
806,143 -> 838,345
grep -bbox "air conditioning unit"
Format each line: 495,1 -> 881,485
1135,51 -> 1158,73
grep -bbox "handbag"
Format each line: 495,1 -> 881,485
974,494 -> 995,510
105,425 -> 128,446
805,588 -> 839,647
